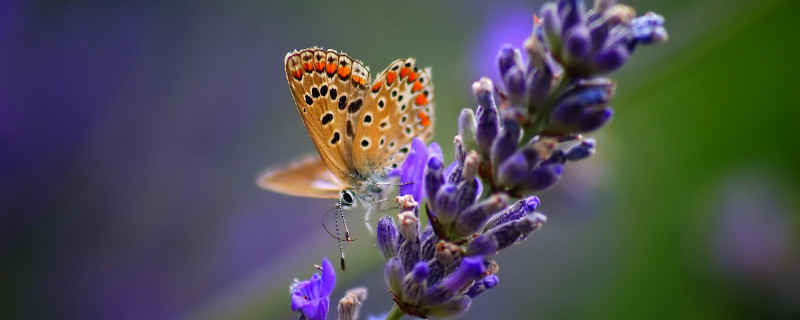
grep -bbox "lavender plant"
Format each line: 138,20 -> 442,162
289,0 -> 667,319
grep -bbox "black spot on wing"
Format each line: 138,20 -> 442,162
321,113 -> 333,125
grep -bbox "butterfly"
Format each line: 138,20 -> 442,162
256,47 -> 435,241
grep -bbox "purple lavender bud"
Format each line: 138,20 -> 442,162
469,213 -> 546,255
520,164 -> 563,192
490,117 -> 520,169
424,156 -> 444,207
465,234 -> 498,257
590,23 -> 609,51
548,80 -> 615,134
384,257 -> 405,296
454,135 -> 466,164
454,178 -> 479,214
541,149 -> 566,167
458,109 -> 478,151
564,26 -> 591,67
433,184 -> 458,226
577,107 -> 613,132
497,45 -> 524,81
632,12 -> 668,44
520,146 -> 542,170
426,260 -> 445,285
441,257 -> 487,294
559,0 -> 586,37
551,95 -> 586,126
377,216 -> 398,261
526,68 -> 552,114
541,3 -> 562,54
473,79 -> 499,155
462,151 -> 480,181
472,77 -> 495,111
502,66 -> 526,105
447,164 -> 463,185
565,138 -> 596,161
466,275 -> 499,298
420,229 -> 438,262
496,152 -> 529,188
453,194 -> 508,239
425,295 -> 471,318
483,196 -> 540,231
397,211 -> 420,271
402,262 -> 429,304
593,45 -> 629,74
398,239 -> 420,272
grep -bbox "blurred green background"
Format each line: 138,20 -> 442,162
1,0 -> 798,319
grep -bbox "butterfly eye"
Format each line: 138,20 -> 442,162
340,190 -> 355,207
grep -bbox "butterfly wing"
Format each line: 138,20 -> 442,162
256,156 -> 344,199
285,48 -> 371,187
351,58 -> 435,171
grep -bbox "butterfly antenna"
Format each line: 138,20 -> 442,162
335,205 -> 347,271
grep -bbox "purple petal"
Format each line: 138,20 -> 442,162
319,258 -> 336,297
300,297 -> 329,320
400,138 -> 429,201
428,142 -> 442,161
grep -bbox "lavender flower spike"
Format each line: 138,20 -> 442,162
290,258 -> 336,320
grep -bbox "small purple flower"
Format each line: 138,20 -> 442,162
291,258 -> 336,320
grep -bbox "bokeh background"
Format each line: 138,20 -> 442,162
2,0 -> 799,319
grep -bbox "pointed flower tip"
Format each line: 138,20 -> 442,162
524,196 -> 540,211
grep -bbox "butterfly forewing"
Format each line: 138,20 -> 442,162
284,48 -> 371,187
352,58 -> 435,171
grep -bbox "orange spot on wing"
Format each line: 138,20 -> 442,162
326,63 -> 338,75
411,81 -> 423,93
315,61 -> 325,72
415,94 -> 428,106
418,111 -> 430,127
407,72 -> 418,83
303,63 -> 313,72
291,69 -> 303,80
386,71 -> 397,85
352,76 -> 362,85
371,82 -> 381,92
399,67 -> 410,79
338,66 -> 351,78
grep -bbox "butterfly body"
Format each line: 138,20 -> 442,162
258,47 -> 434,209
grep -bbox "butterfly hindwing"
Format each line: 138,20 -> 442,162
257,156 -> 344,199
352,58 -> 435,172
285,48 -> 371,186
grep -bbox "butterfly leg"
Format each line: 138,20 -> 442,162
364,204 -> 376,235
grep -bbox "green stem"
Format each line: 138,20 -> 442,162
384,303 -> 405,320
520,74 -> 573,145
